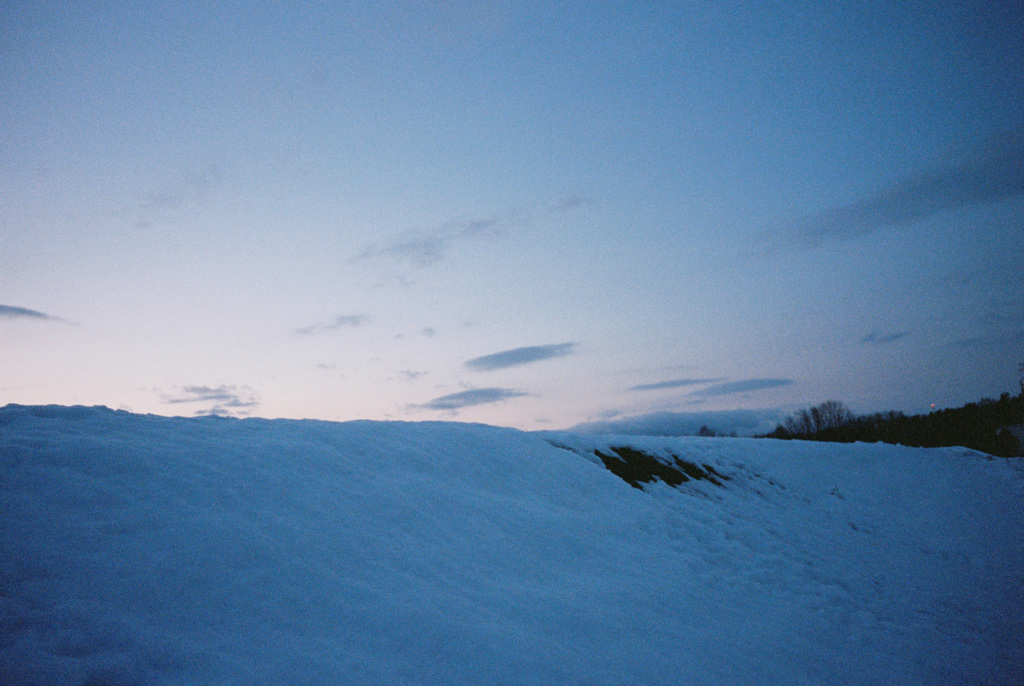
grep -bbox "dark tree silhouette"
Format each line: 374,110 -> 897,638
766,392 -> 1023,457
781,400 -> 855,437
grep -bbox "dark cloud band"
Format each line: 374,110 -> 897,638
418,388 -> 527,411
792,127 -> 1024,246
0,305 -> 61,321
465,343 -> 577,371
629,378 -> 723,391
690,379 -> 793,397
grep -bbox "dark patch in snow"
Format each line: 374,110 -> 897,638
593,446 -> 730,490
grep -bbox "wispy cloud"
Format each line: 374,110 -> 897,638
629,378 -> 723,391
352,216 -> 502,267
689,378 -> 792,398
295,314 -> 370,336
551,196 -> 589,212
860,330 -> 910,345
0,305 -> 64,322
352,198 -> 585,268
160,385 -> 259,416
396,327 -> 437,340
789,126 -> 1024,247
465,343 -> 577,371
416,387 -> 527,411
949,327 -> 1024,349
133,166 -> 218,229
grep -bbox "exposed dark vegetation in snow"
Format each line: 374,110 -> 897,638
593,446 -> 729,489
766,392 -> 1024,457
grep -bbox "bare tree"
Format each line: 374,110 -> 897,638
782,400 -> 855,436
812,400 -> 855,432
783,409 -> 813,436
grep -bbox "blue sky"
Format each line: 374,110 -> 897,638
2,2 -> 1022,429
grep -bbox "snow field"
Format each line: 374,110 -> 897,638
2,405 -> 1022,684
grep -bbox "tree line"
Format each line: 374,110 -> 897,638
762,392 -> 1024,458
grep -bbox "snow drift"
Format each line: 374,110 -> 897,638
1,405 -> 1022,685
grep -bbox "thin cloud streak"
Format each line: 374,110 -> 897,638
133,166 -> 218,229
860,330 -> 910,345
0,305 -> 62,321
551,196 -> 589,212
295,315 -> 370,336
160,385 -> 259,416
417,387 -> 527,411
629,378 -> 723,391
465,343 -> 577,371
949,328 -> 1024,349
791,127 -> 1024,247
139,169 -> 216,212
690,379 -> 793,398
353,198 -> 583,268
352,216 -> 501,267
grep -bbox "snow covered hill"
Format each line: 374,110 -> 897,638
2,405 -> 1022,685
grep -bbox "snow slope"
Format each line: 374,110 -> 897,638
2,405 -> 1022,685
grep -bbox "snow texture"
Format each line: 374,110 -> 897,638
2,404 -> 1022,685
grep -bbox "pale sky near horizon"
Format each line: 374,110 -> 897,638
2,2 -> 1022,430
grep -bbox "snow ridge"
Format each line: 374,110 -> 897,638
2,406 -> 1022,685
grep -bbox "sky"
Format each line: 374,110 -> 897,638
2,1 -> 1023,430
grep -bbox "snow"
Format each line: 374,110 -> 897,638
2,405 -> 1022,685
